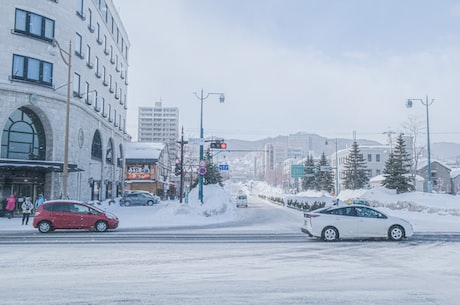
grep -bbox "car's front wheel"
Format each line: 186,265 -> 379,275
95,220 -> 108,232
388,225 -> 405,241
123,200 -> 131,206
146,200 -> 154,206
38,221 -> 52,233
322,226 -> 339,241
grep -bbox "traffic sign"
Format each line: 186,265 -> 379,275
291,165 -> 305,178
219,164 -> 229,171
199,167 -> 207,175
189,138 -> 205,145
199,160 -> 206,167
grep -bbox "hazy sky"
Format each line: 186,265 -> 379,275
113,0 -> 460,144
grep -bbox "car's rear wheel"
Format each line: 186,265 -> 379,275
388,225 -> 405,241
38,221 -> 52,233
146,200 -> 154,206
322,226 -> 339,241
95,220 -> 108,232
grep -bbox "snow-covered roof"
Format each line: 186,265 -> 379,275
125,142 -> 165,160
450,168 -> 460,179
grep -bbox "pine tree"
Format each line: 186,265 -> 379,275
382,134 -> 414,193
191,150 -> 224,188
316,152 -> 334,192
342,141 -> 369,190
301,155 -> 316,190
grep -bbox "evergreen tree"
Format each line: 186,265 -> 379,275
316,152 -> 334,192
342,141 -> 369,190
382,134 -> 414,193
191,150 -> 223,188
301,155 -> 316,190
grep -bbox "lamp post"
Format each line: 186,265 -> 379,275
406,96 -> 434,193
49,39 -> 72,199
193,89 -> 225,203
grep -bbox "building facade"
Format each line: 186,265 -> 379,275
138,102 -> 179,161
0,0 -> 130,205
124,142 -> 173,198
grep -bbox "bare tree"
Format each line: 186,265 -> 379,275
401,115 -> 425,186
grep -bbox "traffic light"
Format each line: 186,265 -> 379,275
174,161 -> 182,176
210,141 -> 227,149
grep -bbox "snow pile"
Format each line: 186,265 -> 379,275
173,184 -> 235,217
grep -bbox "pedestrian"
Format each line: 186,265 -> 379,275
21,197 -> 34,225
6,194 -> 16,219
35,194 -> 46,210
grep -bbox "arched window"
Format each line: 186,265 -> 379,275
117,143 -> 123,167
1,107 -> 46,160
91,130 -> 102,160
106,138 -> 114,164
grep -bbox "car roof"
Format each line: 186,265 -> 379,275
43,200 -> 87,204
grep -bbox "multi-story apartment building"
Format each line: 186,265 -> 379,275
0,0 -> 130,204
138,102 -> 179,161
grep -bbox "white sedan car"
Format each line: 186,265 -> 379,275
301,205 -> 414,241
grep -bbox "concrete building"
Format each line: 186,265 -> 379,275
0,0 -> 130,204
329,145 -> 391,192
138,102 -> 179,161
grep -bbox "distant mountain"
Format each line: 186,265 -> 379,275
226,133 -> 381,158
226,134 -> 459,165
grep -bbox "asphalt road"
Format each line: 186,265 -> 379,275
1,230 -> 460,244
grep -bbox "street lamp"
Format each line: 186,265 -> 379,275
406,96 -> 434,193
193,89 -> 225,203
49,39 -> 72,199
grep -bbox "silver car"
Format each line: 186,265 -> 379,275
121,192 -> 159,206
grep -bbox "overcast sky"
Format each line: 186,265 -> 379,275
113,0 -> 460,144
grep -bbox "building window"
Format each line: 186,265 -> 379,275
14,9 -> 55,41
109,75 -> 113,92
75,33 -> 83,58
118,144 -> 123,167
376,154 -> 381,162
76,0 -> 84,18
96,23 -> 102,44
102,98 -> 107,117
95,56 -> 101,78
87,8 -> 94,32
108,104 -> 113,122
84,82 -> 90,103
86,44 -> 92,68
1,107 -> 46,160
106,139 -> 114,164
91,130 -> 102,160
73,72 -> 81,96
94,92 -> 100,112
12,54 -> 52,86
367,154 -> 372,162
104,35 -> 109,55
103,66 -> 107,86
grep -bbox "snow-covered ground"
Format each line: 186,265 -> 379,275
1,182 -> 460,232
1,182 -> 460,305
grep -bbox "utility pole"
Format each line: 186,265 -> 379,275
177,127 -> 187,203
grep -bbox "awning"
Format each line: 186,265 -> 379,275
0,159 -> 84,173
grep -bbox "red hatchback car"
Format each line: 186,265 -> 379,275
33,200 -> 119,233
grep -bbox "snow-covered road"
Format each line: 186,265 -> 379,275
1,189 -> 459,305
